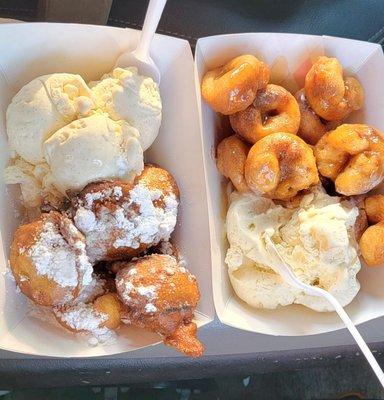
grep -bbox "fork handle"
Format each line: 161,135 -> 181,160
323,290 -> 384,388
135,0 -> 167,58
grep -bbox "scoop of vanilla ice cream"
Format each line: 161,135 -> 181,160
43,113 -> 143,193
4,157 -> 63,209
226,189 -> 361,312
229,256 -> 296,309
90,67 -> 162,150
6,73 -> 95,164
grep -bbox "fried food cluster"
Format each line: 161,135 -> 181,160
9,165 -> 204,357
203,53 -> 384,271
203,55 -> 367,201
115,254 -> 204,358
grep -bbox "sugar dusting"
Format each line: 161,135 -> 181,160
116,255 -> 194,316
118,278 -> 158,314
54,303 -> 115,346
74,184 -> 178,262
84,186 -> 123,208
28,219 -> 93,289
74,275 -> 106,304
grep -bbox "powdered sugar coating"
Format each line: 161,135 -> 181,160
54,302 -> 115,344
115,255 -> 198,317
84,186 -> 123,208
74,275 -> 106,304
137,285 -> 157,298
28,219 -> 93,289
119,280 -> 158,315
145,303 -> 157,313
74,183 -> 178,262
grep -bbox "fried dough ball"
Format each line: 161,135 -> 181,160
230,84 -> 300,143
314,124 -> 384,196
108,241 -> 180,274
216,135 -> 250,192
72,164 -> 179,263
295,89 -> 327,145
359,221 -> 384,266
365,195 -> 384,224
92,293 -> 123,330
201,55 -> 270,115
305,56 -> 364,121
9,211 -> 93,306
115,254 -> 204,358
55,293 -> 124,333
244,133 -> 319,200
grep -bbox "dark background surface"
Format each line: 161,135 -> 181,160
1,0 -> 384,398
2,0 -> 384,47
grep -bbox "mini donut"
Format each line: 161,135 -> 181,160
9,211 -> 93,306
244,132 -> 319,200
295,89 -> 327,145
72,164 -> 180,263
305,56 -> 364,121
115,254 -> 204,358
359,221 -> 384,267
314,124 -> 384,195
365,194 -> 384,224
216,135 -> 250,192
230,84 -> 300,143
201,55 -> 270,115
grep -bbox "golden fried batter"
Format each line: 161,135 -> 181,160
216,135 -> 250,192
305,56 -> 364,121
55,293 -> 124,333
244,132 -> 319,200
72,165 -> 180,262
295,89 -> 327,145
93,293 -> 123,330
314,124 -> 384,195
201,55 -> 270,115
9,211 -> 92,307
360,221 -> 384,267
230,84 -> 300,143
365,195 -> 384,224
115,254 -> 204,358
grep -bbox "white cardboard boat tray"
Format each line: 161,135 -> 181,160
195,32 -> 384,336
0,22 -> 214,357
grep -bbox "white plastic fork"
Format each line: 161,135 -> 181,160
264,235 -> 384,388
115,0 -> 167,83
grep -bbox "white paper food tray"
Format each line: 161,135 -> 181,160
195,33 -> 384,336
0,22 -> 214,357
